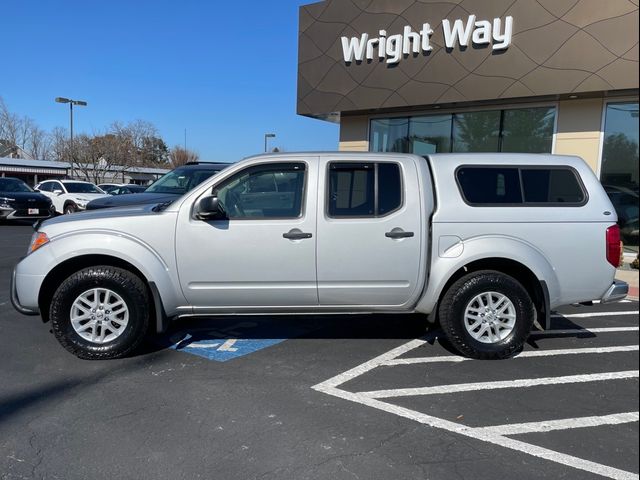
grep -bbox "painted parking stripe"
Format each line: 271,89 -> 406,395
476,412 -> 639,436
383,345 -> 640,365
531,326 -> 638,336
552,311 -> 638,318
313,335 -> 640,480
359,371 -> 639,399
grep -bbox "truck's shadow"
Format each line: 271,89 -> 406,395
137,312 -> 593,358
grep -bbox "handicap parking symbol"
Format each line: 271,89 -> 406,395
167,321 -> 292,362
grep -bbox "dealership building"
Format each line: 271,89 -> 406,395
297,0 -> 639,252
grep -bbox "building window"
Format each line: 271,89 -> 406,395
501,107 -> 555,153
370,106 -> 556,155
370,118 -> 409,153
328,162 -> 402,217
408,114 -> 452,154
453,111 -> 501,152
601,102 -> 639,252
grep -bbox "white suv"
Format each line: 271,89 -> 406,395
35,180 -> 109,214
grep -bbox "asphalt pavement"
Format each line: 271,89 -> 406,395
0,223 -> 638,480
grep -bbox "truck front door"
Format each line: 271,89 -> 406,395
316,156 -> 423,307
175,160 -> 318,309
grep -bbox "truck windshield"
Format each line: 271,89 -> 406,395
145,168 -> 221,195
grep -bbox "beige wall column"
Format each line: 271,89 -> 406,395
554,98 -> 604,174
339,115 -> 369,151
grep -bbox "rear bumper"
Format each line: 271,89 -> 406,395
10,267 -> 40,316
601,280 -> 629,303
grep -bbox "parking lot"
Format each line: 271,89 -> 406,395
1,223 -> 638,480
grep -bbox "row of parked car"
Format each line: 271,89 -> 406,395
0,162 -> 230,222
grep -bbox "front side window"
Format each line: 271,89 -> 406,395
328,162 -> 402,217
37,182 -> 53,192
213,163 -> 306,219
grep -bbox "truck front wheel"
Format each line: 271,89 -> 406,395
49,266 -> 150,360
439,270 -> 535,360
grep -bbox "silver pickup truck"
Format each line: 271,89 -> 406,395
11,153 -> 628,360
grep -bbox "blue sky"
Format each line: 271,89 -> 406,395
1,0 -> 337,162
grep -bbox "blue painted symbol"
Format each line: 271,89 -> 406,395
167,320 -> 306,362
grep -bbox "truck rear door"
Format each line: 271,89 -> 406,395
316,155 -> 423,307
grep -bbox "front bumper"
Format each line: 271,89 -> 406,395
10,266 -> 40,316
601,280 -> 629,303
1,206 -> 55,221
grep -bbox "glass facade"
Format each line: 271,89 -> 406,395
370,106 -> 556,155
601,102 -> 639,252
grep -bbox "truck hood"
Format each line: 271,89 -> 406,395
86,192 -> 178,210
41,203 -> 164,230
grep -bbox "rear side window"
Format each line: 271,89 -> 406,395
328,162 -> 402,217
456,166 -> 586,206
521,169 -> 585,204
456,167 -> 522,204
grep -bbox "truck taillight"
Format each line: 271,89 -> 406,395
606,224 -> 621,268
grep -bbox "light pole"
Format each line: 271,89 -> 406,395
264,133 -> 275,153
55,97 -> 87,162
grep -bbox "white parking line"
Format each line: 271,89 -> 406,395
313,322 -> 640,480
531,326 -> 639,335
359,371 -> 639,399
383,345 -> 640,365
476,412 -> 639,436
552,311 -> 638,318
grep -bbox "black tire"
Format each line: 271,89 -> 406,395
50,266 -> 150,360
64,202 -> 77,215
438,270 -> 535,360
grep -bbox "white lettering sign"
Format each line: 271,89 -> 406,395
341,15 -> 513,65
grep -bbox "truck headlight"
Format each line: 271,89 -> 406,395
28,232 -> 50,254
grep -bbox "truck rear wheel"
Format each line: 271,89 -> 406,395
439,270 -> 535,360
49,266 -> 150,360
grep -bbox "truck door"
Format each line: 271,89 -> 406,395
316,156 -> 423,307
175,159 -> 318,308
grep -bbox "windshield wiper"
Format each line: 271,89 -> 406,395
152,201 -> 173,212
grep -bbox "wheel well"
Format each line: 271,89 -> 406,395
38,255 -> 148,323
436,257 -> 548,327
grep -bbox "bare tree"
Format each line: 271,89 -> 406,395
0,97 -> 51,159
49,126 -> 70,162
169,146 -> 199,167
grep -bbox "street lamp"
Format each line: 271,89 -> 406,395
264,133 -> 276,153
55,97 -> 87,162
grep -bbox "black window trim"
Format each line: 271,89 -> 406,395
206,161 -> 308,221
325,160 -> 405,219
455,164 -> 589,207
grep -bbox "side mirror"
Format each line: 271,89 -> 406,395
53,189 -> 63,195
195,195 -> 226,220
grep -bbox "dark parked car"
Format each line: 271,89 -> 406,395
604,184 -> 639,247
86,163 -> 231,210
0,177 -> 56,222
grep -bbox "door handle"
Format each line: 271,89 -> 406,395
385,228 -> 414,239
283,229 -> 313,240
